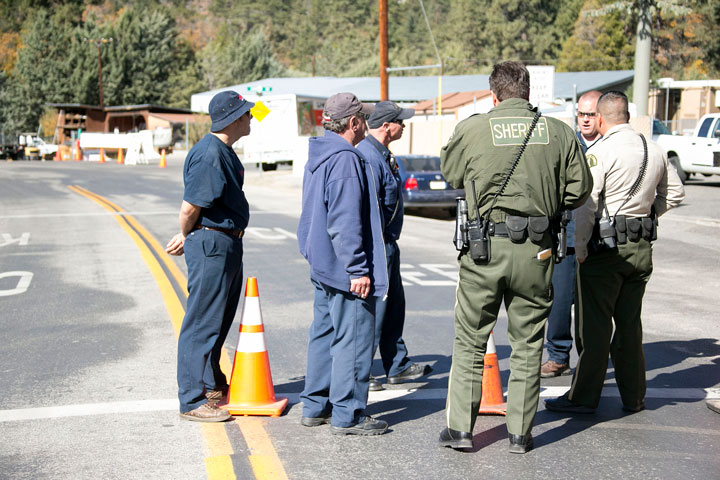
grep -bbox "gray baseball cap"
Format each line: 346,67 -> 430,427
322,92 -> 374,121
367,101 -> 415,128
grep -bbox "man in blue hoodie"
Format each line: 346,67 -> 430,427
297,92 -> 389,436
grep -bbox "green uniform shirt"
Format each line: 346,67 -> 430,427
441,98 -> 592,219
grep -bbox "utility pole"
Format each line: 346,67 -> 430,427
379,0 -> 388,100
87,38 -> 113,109
633,1 -> 651,116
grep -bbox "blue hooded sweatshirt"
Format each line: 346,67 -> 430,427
297,131 -> 388,297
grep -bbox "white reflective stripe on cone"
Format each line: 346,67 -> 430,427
241,297 -> 263,326
237,332 -> 267,353
486,332 -> 497,355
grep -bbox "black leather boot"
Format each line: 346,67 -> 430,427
508,433 -> 534,454
438,427 -> 473,449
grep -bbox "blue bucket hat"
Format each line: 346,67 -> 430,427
209,90 -> 255,132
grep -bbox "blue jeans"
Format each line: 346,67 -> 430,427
545,253 -> 576,365
373,240 -> 411,377
301,278 -> 375,427
177,229 -> 243,413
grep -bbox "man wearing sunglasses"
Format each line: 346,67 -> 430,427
541,90 -> 603,379
357,101 -> 432,392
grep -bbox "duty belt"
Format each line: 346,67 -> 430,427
488,222 -> 509,238
193,225 -> 245,239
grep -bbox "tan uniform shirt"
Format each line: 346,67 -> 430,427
574,123 -> 685,259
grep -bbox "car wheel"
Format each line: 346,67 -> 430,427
669,155 -> 687,184
260,162 -> 278,171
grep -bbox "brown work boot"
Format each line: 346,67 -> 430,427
180,403 -> 232,422
541,360 -> 571,378
205,386 -> 229,405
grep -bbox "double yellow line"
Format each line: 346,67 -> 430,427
69,185 -> 289,480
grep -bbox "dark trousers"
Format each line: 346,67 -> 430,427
545,252 -> 576,364
301,278 -> 375,427
568,239 -> 652,409
177,229 -> 243,413
373,240 -> 411,377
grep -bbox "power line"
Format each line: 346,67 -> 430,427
418,0 -> 441,65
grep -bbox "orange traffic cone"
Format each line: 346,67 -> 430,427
99,148 -> 106,163
55,147 -> 61,162
478,331 -> 507,416
222,277 -> 288,417
159,149 -> 166,168
74,140 -> 82,161
117,148 -> 124,165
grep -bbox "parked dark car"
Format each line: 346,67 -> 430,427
395,154 -> 464,212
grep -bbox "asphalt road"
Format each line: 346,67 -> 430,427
1,155 -> 718,480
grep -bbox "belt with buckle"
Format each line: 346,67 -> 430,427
193,225 -> 244,239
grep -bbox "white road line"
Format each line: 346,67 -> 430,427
0,399 -> 178,422
0,210 -> 280,219
1,387 -> 718,423
663,214 -> 720,228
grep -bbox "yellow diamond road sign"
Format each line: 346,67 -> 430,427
251,101 -> 270,122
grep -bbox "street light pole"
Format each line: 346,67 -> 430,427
87,38 -> 113,109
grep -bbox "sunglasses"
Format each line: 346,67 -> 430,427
577,111 -> 596,118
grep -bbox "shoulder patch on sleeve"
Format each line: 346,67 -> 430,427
586,154 -> 598,168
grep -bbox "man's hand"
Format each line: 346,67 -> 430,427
577,255 -> 586,264
165,233 -> 185,256
350,276 -> 371,299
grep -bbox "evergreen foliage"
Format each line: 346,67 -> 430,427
0,0 -> 717,134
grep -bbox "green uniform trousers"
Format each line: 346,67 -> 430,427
446,236 -> 553,436
568,239 -> 653,409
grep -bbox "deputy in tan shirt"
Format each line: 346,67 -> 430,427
545,91 -> 684,415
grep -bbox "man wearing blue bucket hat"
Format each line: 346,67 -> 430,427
166,90 -> 254,422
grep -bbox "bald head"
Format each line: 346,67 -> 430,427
577,90 -> 603,141
579,90 -> 602,105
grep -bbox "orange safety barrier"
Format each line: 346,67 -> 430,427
478,331 -> 507,416
222,277 -> 288,417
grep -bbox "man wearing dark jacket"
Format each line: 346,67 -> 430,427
357,101 -> 431,391
297,92 -> 389,436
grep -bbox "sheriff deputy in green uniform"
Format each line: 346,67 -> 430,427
439,61 -> 592,454
545,91 -> 684,415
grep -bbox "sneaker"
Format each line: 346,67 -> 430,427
179,403 -> 231,422
386,363 -> 432,384
540,360 -> 571,378
301,413 -> 332,427
369,376 -> 384,392
330,416 -> 388,436
544,393 -> 595,414
205,385 -> 229,405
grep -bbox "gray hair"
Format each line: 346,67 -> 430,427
322,113 -> 364,134
322,116 -> 351,133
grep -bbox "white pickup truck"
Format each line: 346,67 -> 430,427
654,113 -> 720,183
